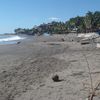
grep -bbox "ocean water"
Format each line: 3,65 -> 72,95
0,35 -> 25,44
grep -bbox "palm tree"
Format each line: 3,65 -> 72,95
93,11 -> 100,31
84,11 -> 93,32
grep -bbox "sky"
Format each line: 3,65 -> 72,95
0,0 -> 100,33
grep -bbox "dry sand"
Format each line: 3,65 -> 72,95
0,34 -> 100,100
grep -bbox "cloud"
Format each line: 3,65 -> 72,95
48,17 -> 60,21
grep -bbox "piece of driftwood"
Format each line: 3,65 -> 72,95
88,80 -> 100,100
81,42 -> 90,45
81,40 -> 90,45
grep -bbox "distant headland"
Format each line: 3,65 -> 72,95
9,11 -> 100,35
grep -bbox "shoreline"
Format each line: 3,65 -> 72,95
0,34 -> 100,100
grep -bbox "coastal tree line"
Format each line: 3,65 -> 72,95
14,11 -> 100,35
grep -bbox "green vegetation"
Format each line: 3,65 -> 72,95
15,11 -> 100,35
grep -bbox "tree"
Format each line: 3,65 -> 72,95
84,11 -> 93,32
14,11 -> 100,35
93,11 -> 100,31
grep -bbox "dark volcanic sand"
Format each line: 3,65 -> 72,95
0,34 -> 100,100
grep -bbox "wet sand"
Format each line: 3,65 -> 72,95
0,34 -> 100,100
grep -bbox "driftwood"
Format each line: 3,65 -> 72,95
88,80 -> 100,100
81,40 -> 90,45
82,44 -> 100,100
81,42 -> 90,45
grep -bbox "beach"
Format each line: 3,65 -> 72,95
0,34 -> 100,100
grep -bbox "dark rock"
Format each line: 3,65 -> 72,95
52,74 -> 60,82
17,41 -> 21,44
61,38 -> 65,41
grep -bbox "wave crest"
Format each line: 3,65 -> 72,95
0,36 -> 24,42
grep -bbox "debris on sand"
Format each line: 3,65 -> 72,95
17,41 -> 21,44
52,74 -> 60,82
47,43 -> 61,46
81,41 -> 90,45
61,38 -> 65,42
80,39 -> 90,45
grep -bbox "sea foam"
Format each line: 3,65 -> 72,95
0,35 -> 24,42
